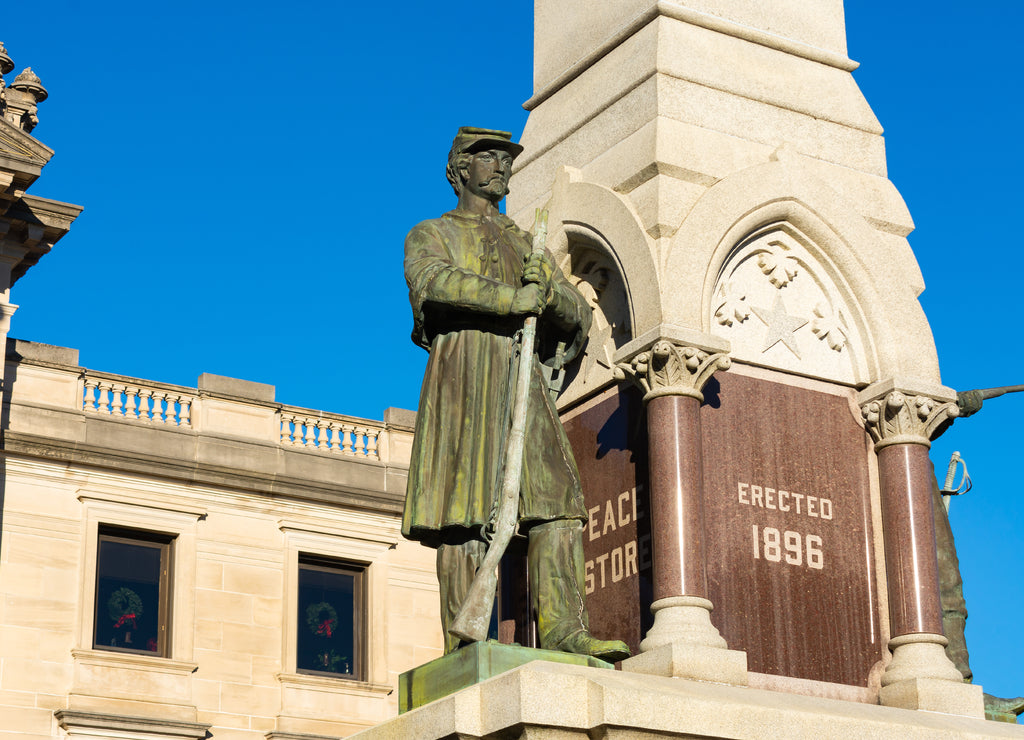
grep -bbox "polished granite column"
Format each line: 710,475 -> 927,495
615,335 -> 746,683
861,386 -> 983,716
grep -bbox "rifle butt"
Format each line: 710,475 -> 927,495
448,567 -> 498,643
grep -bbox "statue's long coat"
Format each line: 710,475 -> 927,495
402,209 -> 590,544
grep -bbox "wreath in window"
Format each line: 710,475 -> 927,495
306,601 -> 338,638
107,587 -> 143,629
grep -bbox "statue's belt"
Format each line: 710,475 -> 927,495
431,315 -> 525,339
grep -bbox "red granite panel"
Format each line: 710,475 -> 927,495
700,373 -> 883,686
562,385 -> 652,655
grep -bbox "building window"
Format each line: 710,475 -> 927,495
297,555 -> 364,679
93,527 -> 173,656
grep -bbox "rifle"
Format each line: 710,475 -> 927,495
940,384 -> 1023,510
448,209 -> 549,644
956,384 -> 1024,418
974,384 -> 1024,398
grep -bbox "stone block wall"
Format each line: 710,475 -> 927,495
0,341 -> 442,740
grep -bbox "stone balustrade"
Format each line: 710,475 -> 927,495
7,341 -> 409,472
80,373 -> 386,460
82,373 -> 195,428
280,410 -> 382,460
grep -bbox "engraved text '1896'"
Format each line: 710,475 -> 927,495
738,482 -> 830,571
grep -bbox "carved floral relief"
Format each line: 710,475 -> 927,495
710,226 -> 868,384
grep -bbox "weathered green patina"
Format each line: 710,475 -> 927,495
398,640 -> 612,714
401,127 -> 629,663
402,209 -> 589,537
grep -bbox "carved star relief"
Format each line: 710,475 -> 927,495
751,293 -> 808,358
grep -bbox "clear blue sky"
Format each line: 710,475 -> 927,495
5,1 -> 1022,709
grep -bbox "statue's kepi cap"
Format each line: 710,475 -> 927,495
450,126 -> 524,159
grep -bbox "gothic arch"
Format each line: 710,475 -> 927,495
544,167 -> 662,336
663,156 -> 940,385
538,167 -> 663,405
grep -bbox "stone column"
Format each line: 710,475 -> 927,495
615,331 -> 747,684
860,385 -> 984,717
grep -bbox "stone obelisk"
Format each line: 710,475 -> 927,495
507,0 -> 982,718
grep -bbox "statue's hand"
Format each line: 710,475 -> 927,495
956,390 -> 984,418
510,283 -> 546,315
522,253 -> 554,303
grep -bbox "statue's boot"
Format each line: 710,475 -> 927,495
554,629 -> 631,663
984,694 -> 1024,723
528,519 -> 631,663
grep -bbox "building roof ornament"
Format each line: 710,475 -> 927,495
0,43 -> 13,75
0,45 -> 48,133
11,67 -> 47,102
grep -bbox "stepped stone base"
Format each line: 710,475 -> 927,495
362,661 -> 1023,739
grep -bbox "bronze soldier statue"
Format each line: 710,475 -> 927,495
402,127 -> 629,662
935,390 -> 1024,723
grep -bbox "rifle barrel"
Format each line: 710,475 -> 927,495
977,384 -> 1024,400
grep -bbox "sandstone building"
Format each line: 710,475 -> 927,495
0,44 -> 442,740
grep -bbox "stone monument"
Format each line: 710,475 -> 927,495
353,1 -> 1023,737
509,0 -> 986,715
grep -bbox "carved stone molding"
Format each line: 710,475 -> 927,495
55,710 -> 209,740
860,391 -> 958,450
615,340 -> 731,403
0,300 -> 17,335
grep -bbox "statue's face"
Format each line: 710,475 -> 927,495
462,149 -> 513,202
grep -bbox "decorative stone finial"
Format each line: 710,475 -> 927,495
2,64 -> 48,132
0,42 -> 14,76
11,67 -> 47,102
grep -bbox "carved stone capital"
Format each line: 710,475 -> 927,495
860,391 -> 958,450
615,340 -> 731,403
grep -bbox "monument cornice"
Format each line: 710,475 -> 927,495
523,0 -> 859,112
